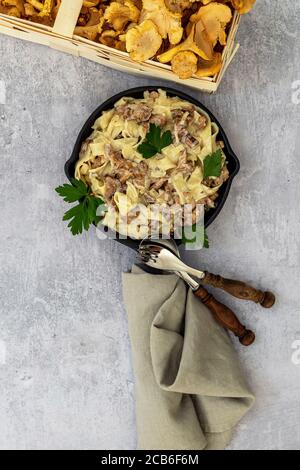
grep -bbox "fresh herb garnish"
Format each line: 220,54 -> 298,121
203,149 -> 223,179
138,123 -> 173,158
55,178 -> 106,235
182,225 -> 209,249
203,229 -> 209,249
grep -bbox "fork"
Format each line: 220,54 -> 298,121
139,243 -> 256,346
139,244 -> 275,308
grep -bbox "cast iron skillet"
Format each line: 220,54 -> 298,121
65,86 -> 240,251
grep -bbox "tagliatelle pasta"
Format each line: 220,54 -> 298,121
75,89 -> 229,238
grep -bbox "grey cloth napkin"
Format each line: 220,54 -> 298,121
122,266 -> 255,450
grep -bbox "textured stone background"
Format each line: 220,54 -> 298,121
0,0 -> 300,450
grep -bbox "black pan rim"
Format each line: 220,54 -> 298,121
65,86 -> 240,250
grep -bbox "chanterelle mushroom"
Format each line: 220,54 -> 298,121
38,0 -> 53,17
140,0 -> 183,45
26,0 -> 44,12
158,24 -> 210,64
126,19 -> 162,62
193,18 -> 214,60
165,0 -> 196,14
82,0 -> 101,7
74,13 -> 104,41
24,3 -> 36,16
85,7 -> 102,26
2,0 -> 25,15
190,3 -> 232,46
196,52 -> 222,77
231,0 -> 256,14
104,0 -> 140,31
171,50 -> 198,79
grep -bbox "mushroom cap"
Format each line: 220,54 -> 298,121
140,0 -> 183,45
158,25 -> 210,64
231,0 -> 256,15
191,2 -> 232,46
1,0 -> 25,15
196,52 -> 222,77
171,50 -> 198,79
126,19 -> 162,62
104,1 -> 140,32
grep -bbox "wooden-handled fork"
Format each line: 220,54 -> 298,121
178,270 -> 255,346
140,244 -> 275,308
139,243 -> 276,346
194,286 -> 255,345
201,272 -> 275,308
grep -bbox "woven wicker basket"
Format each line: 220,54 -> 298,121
0,0 -> 241,93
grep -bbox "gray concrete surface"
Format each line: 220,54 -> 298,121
0,0 -> 300,450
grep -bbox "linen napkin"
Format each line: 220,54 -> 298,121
122,266 -> 255,450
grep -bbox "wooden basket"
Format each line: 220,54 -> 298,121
0,0 -> 241,93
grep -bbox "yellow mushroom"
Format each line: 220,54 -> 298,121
2,0 -> 25,15
0,0 -> 70,22
82,1 -> 101,7
99,29 -> 118,46
164,0 -> 194,14
74,16 -> 104,41
85,7 -> 102,26
8,6 -> 21,16
140,0 -> 183,45
26,0 -> 43,11
104,1 -> 140,31
158,24 -> 210,64
24,3 -> 37,16
171,51 -> 198,79
196,52 -> 222,77
52,0 -> 61,17
126,19 -> 162,62
231,0 -> 256,14
38,0 -> 53,17
190,2 -> 232,46
193,18 -> 214,61
200,0 -> 222,4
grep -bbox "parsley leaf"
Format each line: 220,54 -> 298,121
55,178 -> 88,202
203,230 -> 210,249
138,123 -> 172,159
137,142 -> 158,159
55,179 -> 106,236
182,225 -> 209,249
203,149 -> 223,179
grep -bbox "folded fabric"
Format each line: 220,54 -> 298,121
122,266 -> 255,450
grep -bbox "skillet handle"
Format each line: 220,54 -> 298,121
194,286 -> 255,346
202,272 -> 275,308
